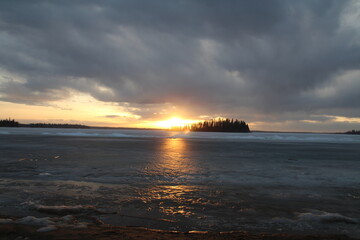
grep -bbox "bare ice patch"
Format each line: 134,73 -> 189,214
297,212 -> 358,224
37,225 -> 57,232
16,216 -> 54,226
23,201 -> 102,215
270,210 -> 359,236
36,204 -> 99,215
0,218 -> 14,224
271,210 -> 358,226
39,172 -> 52,176
9,215 -> 88,232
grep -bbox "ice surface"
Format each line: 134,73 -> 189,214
1,128 -> 359,237
0,127 -> 359,143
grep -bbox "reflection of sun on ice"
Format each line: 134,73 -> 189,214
156,117 -> 196,129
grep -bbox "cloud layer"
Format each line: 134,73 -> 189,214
0,0 -> 360,129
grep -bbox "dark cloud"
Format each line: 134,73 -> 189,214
0,0 -> 359,128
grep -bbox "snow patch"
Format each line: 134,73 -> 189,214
36,204 -> 98,214
270,211 -> 359,233
298,212 -> 358,224
39,172 -> 52,176
72,223 -> 88,229
60,215 -> 75,223
16,216 -> 54,226
12,215 -> 88,232
37,225 -> 57,232
0,218 -> 13,224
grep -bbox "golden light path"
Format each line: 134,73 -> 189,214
140,138 -> 202,217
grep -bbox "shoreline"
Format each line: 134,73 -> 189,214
1,214 -> 357,240
0,223 -> 356,240
0,125 -> 356,134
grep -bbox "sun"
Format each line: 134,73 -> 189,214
156,117 -> 196,129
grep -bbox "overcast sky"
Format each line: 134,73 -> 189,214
1,0 -> 360,131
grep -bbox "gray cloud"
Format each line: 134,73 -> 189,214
0,0 -> 360,129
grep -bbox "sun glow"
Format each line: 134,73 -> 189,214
156,117 -> 197,129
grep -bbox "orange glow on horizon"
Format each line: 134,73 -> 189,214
155,117 -> 197,129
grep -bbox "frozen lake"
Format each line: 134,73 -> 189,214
0,128 -> 359,237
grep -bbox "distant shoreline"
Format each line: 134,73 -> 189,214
20,124 -> 163,131
0,122 -> 359,135
0,125 -> 358,135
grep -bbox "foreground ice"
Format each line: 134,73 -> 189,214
0,215 -> 87,232
0,129 -> 359,237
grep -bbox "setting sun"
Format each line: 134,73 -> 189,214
156,117 -> 197,129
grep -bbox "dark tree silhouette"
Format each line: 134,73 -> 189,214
172,118 -> 250,132
0,118 -> 90,128
345,130 -> 360,135
0,118 -> 20,127
27,123 -> 90,129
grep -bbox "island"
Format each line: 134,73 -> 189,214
345,130 -> 360,135
171,118 -> 250,132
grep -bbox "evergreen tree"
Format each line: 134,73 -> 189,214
0,118 -> 20,127
171,118 -> 250,132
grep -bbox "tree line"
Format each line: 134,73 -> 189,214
345,130 -> 360,135
0,118 -> 89,128
27,123 -> 90,129
171,118 -> 250,132
0,118 -> 20,127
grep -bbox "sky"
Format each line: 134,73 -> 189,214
0,0 -> 360,131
